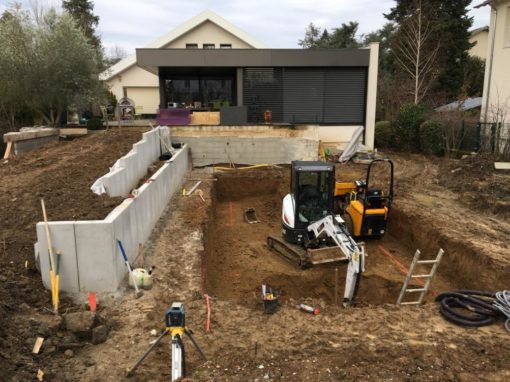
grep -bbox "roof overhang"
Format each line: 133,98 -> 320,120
474,0 -> 495,8
136,48 -> 371,74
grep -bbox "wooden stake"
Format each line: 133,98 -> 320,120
334,268 -> 339,306
41,199 -> 57,314
3,142 -> 12,159
33,337 -> 44,354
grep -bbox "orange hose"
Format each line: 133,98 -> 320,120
378,244 -> 438,296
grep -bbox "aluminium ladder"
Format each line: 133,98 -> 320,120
397,248 -> 444,306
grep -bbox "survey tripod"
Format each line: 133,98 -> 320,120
127,302 -> 207,380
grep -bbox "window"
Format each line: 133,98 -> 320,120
220,44 -> 232,49
203,43 -> 215,49
185,43 -> 198,49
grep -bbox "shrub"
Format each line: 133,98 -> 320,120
393,103 -> 427,150
375,121 -> 394,148
87,116 -> 103,130
420,120 -> 444,156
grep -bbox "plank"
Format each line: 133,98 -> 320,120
494,162 -> 510,170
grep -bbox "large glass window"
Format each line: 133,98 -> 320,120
164,77 -> 233,109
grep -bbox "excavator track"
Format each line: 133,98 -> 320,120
267,235 -> 311,269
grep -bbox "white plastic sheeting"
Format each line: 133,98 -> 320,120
338,126 -> 365,163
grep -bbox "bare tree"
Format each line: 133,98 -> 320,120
392,0 -> 440,104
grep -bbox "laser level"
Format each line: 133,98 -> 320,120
127,302 -> 206,380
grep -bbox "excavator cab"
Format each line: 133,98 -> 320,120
283,161 -> 335,244
336,159 -> 394,238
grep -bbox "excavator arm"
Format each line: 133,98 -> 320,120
307,215 -> 365,306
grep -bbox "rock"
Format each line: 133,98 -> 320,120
91,325 -> 108,345
0,275 -> 7,282
64,349 -> 74,357
64,311 -> 96,339
83,358 -> 96,367
37,315 -> 63,336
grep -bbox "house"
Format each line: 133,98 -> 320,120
475,0 -> 510,125
469,26 -> 489,59
103,10 -> 379,150
100,11 -> 267,115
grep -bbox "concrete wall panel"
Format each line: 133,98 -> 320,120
36,222 -> 79,292
92,126 -> 172,197
35,143 -> 189,294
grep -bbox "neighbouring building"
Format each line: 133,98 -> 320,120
469,26 -> 489,59
101,11 -> 266,115
476,1 -> 510,124
102,10 -> 379,150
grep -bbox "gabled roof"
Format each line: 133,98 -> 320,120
100,10 -> 267,81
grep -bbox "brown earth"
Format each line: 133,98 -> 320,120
1,135 -> 510,381
0,128 -> 148,380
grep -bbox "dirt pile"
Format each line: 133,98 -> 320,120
0,128 -> 146,380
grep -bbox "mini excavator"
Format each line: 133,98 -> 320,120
267,161 -> 365,305
267,159 -> 393,305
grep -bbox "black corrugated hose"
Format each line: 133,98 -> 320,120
435,290 -> 510,331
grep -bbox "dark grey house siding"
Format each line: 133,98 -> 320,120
243,67 -> 367,124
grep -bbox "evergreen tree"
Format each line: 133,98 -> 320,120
62,0 -> 100,52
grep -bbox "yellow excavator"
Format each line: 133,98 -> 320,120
335,159 -> 394,238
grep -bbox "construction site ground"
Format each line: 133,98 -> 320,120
1,130 -> 509,381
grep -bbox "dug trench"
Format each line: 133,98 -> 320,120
202,169 -> 488,309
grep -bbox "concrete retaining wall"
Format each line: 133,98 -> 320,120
35,144 -> 189,293
171,125 -> 319,166
91,126 -> 172,197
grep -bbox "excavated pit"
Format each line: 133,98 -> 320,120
204,169 -> 460,307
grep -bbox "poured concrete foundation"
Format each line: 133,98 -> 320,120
171,125 -> 320,166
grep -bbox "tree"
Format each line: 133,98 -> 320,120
0,4 -> 105,127
62,0 -> 100,52
363,22 -> 397,75
462,56 -> 485,97
0,6 -> 33,130
327,21 -> 361,48
386,0 -> 474,101
391,0 -> 440,104
104,44 -> 128,66
30,10 -> 104,126
298,23 -> 321,48
299,21 -> 361,49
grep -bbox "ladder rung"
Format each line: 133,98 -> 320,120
400,301 -> 421,305
406,288 -> 426,293
417,260 -> 437,264
411,274 -> 432,278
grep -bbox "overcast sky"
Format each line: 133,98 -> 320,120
0,0 -> 491,53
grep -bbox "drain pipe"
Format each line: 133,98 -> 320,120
483,3 -> 498,124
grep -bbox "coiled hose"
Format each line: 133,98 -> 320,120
435,290 -> 510,331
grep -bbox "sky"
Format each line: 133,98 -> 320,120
0,0 -> 491,54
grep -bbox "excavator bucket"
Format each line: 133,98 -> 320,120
244,208 -> 260,224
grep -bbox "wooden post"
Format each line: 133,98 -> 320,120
334,268 -> 339,306
3,142 -> 12,159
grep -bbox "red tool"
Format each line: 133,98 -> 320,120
298,303 -> 319,315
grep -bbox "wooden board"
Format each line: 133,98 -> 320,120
494,162 -> 510,170
59,128 -> 88,136
190,112 -> 220,125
